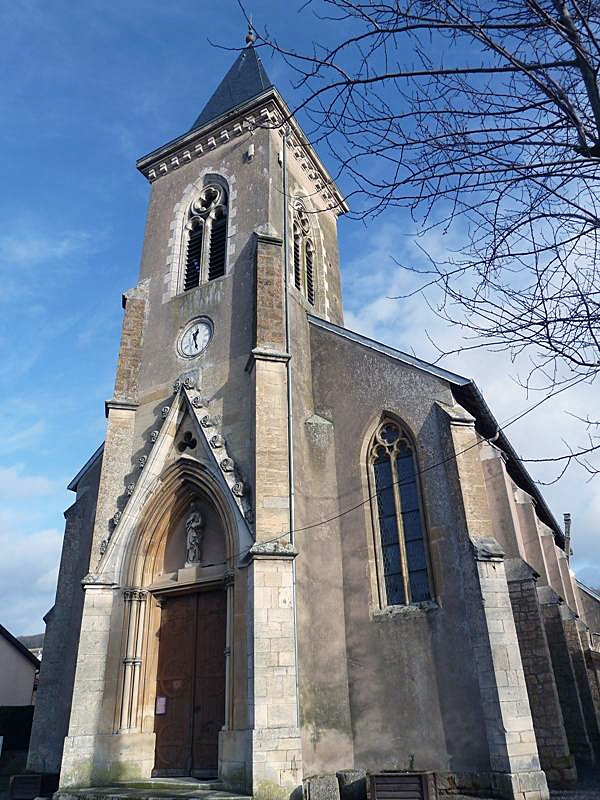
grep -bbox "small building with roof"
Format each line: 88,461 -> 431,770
0,623 -> 40,707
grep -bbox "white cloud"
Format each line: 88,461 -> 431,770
0,526 -> 63,635
0,419 -> 46,455
0,464 -> 62,498
0,230 -> 89,267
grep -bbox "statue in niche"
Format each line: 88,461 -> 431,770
185,502 -> 205,565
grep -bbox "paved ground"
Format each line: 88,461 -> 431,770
550,767 -> 600,800
55,779 -> 250,800
1,773 -> 599,800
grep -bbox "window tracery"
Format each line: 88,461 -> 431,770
182,183 -> 228,291
292,200 -> 315,305
368,418 -> 431,606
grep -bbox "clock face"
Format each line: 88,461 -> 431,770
178,317 -> 213,358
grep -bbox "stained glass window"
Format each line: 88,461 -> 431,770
369,419 -> 431,606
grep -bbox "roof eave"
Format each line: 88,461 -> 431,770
136,87 -> 277,170
136,88 -> 348,215
308,314 -> 563,545
576,580 -> 600,603
67,443 -> 104,493
0,623 -> 41,669
307,314 -> 471,384
451,382 -> 564,546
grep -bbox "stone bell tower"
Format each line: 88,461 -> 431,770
28,34 -> 347,795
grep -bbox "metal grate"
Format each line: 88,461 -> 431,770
369,772 -> 434,800
208,217 -> 227,281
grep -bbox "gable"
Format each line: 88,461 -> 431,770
96,385 -> 254,584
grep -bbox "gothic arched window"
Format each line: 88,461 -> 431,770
368,419 -> 431,606
292,200 -> 315,305
182,183 -> 228,291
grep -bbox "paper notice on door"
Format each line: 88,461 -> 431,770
155,696 -> 167,715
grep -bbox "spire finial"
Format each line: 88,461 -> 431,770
246,23 -> 256,45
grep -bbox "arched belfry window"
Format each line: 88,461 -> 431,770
368,419 -> 431,606
292,200 -> 315,305
182,183 -> 228,291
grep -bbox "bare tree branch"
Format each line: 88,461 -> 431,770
252,0 -> 600,474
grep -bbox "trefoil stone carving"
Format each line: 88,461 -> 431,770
177,431 -> 197,453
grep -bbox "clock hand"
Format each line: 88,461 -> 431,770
192,329 -> 199,348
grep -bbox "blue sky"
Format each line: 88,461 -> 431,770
1,0 -> 598,635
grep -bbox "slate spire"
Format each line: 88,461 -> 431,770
190,43 -> 273,131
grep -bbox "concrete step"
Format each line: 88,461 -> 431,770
54,779 -> 250,800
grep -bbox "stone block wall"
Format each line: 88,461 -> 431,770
114,286 -> 147,403
469,547 -> 548,800
539,592 -> 594,765
505,562 -> 576,786
248,549 -> 303,793
27,459 -> 101,775
566,619 -> 600,758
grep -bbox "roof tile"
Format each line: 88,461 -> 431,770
190,45 -> 272,131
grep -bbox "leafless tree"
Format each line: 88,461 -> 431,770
252,0 -> 600,472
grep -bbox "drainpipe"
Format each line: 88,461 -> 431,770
282,124 -> 295,546
282,123 -> 301,726
563,512 -> 572,562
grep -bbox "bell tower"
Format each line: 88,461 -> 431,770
29,34 -> 347,796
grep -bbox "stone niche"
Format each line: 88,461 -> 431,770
152,493 -> 227,590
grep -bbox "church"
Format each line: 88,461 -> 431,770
26,35 -> 600,800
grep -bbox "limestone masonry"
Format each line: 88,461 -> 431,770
27,41 -> 600,800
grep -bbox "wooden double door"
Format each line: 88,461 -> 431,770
153,589 -> 226,777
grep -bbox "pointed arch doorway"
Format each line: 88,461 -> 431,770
153,587 -> 226,777
116,459 -> 249,783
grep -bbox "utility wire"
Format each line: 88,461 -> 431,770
193,372 -> 589,570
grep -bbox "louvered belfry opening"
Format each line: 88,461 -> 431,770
208,213 -> 227,281
182,183 -> 228,292
305,240 -> 315,305
184,224 -> 203,291
293,200 -> 317,304
293,225 -> 302,291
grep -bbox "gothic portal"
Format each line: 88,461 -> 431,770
27,36 -> 600,800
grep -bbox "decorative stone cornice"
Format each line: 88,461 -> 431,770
81,573 -> 118,589
135,89 -> 347,215
224,568 -> 236,587
246,348 -> 291,372
255,232 -> 284,247
504,557 -> 540,583
123,588 -> 147,602
470,535 -> 505,562
248,541 -> 298,560
105,398 -> 139,418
